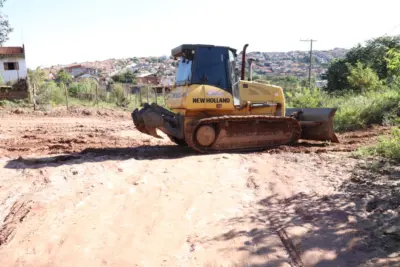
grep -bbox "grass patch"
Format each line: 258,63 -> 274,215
331,89 -> 400,132
0,99 -> 31,108
355,127 -> 400,162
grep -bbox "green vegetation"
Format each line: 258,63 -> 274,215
356,127 -> 400,162
346,61 -> 382,92
23,68 -> 164,111
27,68 -> 67,105
55,69 -> 73,86
0,0 -> 12,45
111,70 -> 136,84
255,69 -> 399,133
325,35 -> 400,92
284,86 -> 400,132
275,34 -> 400,133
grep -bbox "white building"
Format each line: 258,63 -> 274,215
0,45 -> 27,83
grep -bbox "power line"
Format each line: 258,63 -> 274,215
300,39 -> 317,89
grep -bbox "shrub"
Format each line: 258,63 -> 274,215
285,87 -> 328,108
346,61 -> 383,92
68,82 -> 83,96
332,89 -> 399,131
285,86 -> 400,132
111,83 -> 129,107
51,84 -> 66,105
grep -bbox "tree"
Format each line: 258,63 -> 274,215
346,61 -> 381,92
325,59 -> 350,92
55,69 -> 72,86
27,68 -> 46,105
0,0 -> 12,46
149,57 -> 158,63
111,70 -> 136,84
111,83 -> 129,107
325,35 -> 400,91
386,48 -> 400,77
28,67 -> 46,87
123,70 -> 135,83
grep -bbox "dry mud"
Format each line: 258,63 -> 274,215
0,109 -> 398,267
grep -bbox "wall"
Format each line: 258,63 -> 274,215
67,67 -> 96,77
0,56 -> 27,83
69,67 -> 85,77
136,75 -> 159,85
0,89 -> 29,100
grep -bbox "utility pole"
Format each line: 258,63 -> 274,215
300,39 -> 317,89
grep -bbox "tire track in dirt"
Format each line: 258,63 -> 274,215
0,198 -> 33,246
244,164 -> 302,267
275,227 -> 303,267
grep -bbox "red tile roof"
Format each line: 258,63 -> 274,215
0,46 -> 24,55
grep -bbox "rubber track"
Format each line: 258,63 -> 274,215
185,115 -> 301,153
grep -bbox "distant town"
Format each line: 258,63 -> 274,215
39,47 -> 348,87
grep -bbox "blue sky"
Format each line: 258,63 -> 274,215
2,0 -> 400,68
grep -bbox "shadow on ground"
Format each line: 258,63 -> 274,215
3,145 -> 201,169
3,140 -> 339,170
204,160 -> 400,267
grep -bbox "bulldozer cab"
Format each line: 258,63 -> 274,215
172,44 -> 241,105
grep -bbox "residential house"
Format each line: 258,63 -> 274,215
64,64 -> 97,78
135,73 -> 173,94
0,45 -> 27,83
136,73 -> 159,86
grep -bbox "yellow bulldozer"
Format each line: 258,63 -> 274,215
132,44 -> 339,153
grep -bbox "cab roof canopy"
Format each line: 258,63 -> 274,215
171,44 -> 237,58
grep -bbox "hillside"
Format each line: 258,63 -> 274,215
243,48 -> 348,78
42,48 -> 348,81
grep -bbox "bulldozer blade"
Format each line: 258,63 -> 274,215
132,105 -> 151,135
131,104 -> 163,139
286,108 -> 339,143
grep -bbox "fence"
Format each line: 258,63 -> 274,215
27,81 -> 171,111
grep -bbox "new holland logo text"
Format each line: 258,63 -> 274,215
193,98 -> 230,103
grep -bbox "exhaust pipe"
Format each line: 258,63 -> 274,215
241,44 -> 249,80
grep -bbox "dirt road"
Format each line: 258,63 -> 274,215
0,108 -> 399,267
